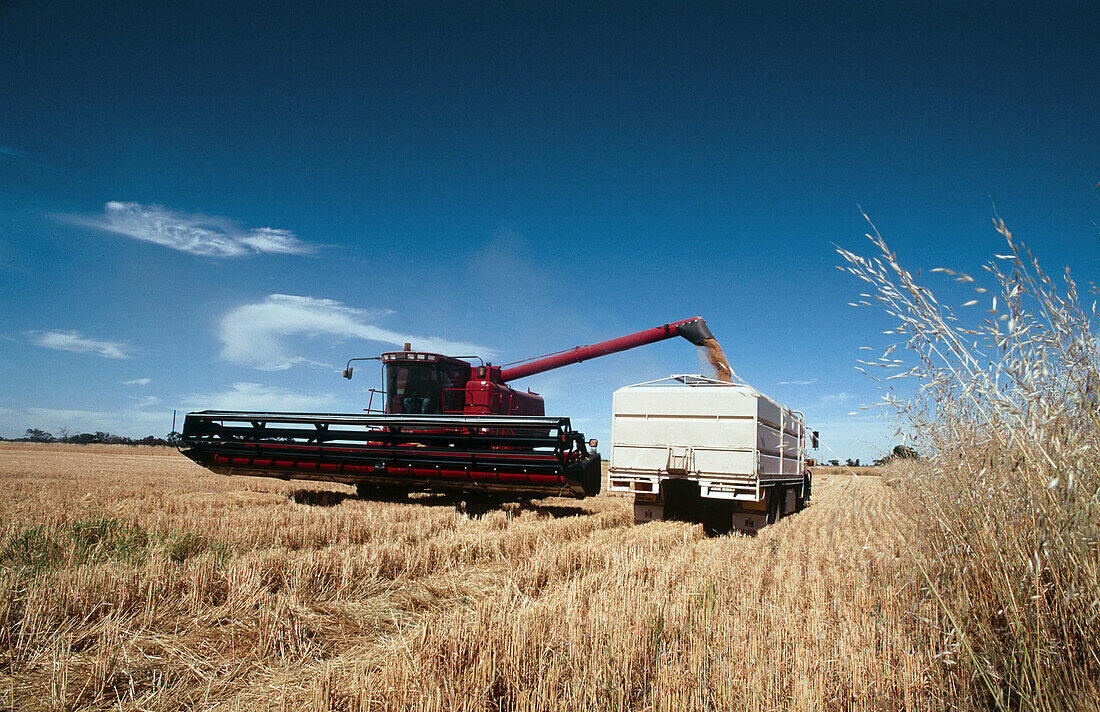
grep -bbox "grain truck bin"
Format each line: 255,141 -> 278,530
607,375 -> 812,533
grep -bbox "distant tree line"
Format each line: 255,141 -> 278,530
825,458 -> 862,467
5,428 -> 181,447
820,445 -> 921,468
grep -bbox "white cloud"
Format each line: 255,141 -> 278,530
777,377 -> 819,386
817,392 -> 852,407
218,294 -> 494,371
237,227 -> 310,255
182,382 -> 341,412
122,378 -> 152,386
71,202 -> 316,257
28,330 -> 131,359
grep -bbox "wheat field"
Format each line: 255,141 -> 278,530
0,442 -> 949,711
4,222 -> 1094,712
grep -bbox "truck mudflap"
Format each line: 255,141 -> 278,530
180,411 -> 601,499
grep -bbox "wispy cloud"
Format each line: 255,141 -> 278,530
0,144 -> 91,182
28,330 -> 131,359
817,392 -> 852,407
127,395 -> 161,409
219,294 -> 494,371
777,377 -> 819,386
182,382 -> 341,412
69,202 -> 316,257
121,378 -> 152,386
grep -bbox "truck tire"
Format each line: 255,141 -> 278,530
662,479 -> 699,522
766,486 -> 783,525
795,471 -> 811,512
702,498 -> 734,536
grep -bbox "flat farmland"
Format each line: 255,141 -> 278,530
0,443 -> 945,711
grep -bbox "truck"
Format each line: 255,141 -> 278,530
607,375 -> 817,533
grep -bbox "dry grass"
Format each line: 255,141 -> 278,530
811,466 -> 884,478
839,217 -> 1100,711
8,218 -> 1091,711
0,441 -> 174,455
0,444 -> 947,711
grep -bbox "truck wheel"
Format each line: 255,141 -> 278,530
795,471 -> 811,512
766,486 -> 783,525
702,499 -> 734,536
662,479 -> 699,523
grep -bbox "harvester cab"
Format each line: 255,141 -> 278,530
345,350 -> 545,416
379,351 -> 469,415
181,316 -> 727,502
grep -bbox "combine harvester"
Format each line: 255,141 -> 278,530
181,316 -> 816,532
181,317 -> 721,502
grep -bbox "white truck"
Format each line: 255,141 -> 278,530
607,375 -> 816,533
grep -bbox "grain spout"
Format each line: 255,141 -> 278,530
700,337 -> 732,382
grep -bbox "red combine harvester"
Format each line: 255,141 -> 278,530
181,317 -> 718,500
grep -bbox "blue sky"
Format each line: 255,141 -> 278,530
1,1 -> 1096,461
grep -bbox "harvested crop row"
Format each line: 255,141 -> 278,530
0,445 -> 942,711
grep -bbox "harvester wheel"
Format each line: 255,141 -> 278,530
356,483 -> 409,502
459,494 -> 502,517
